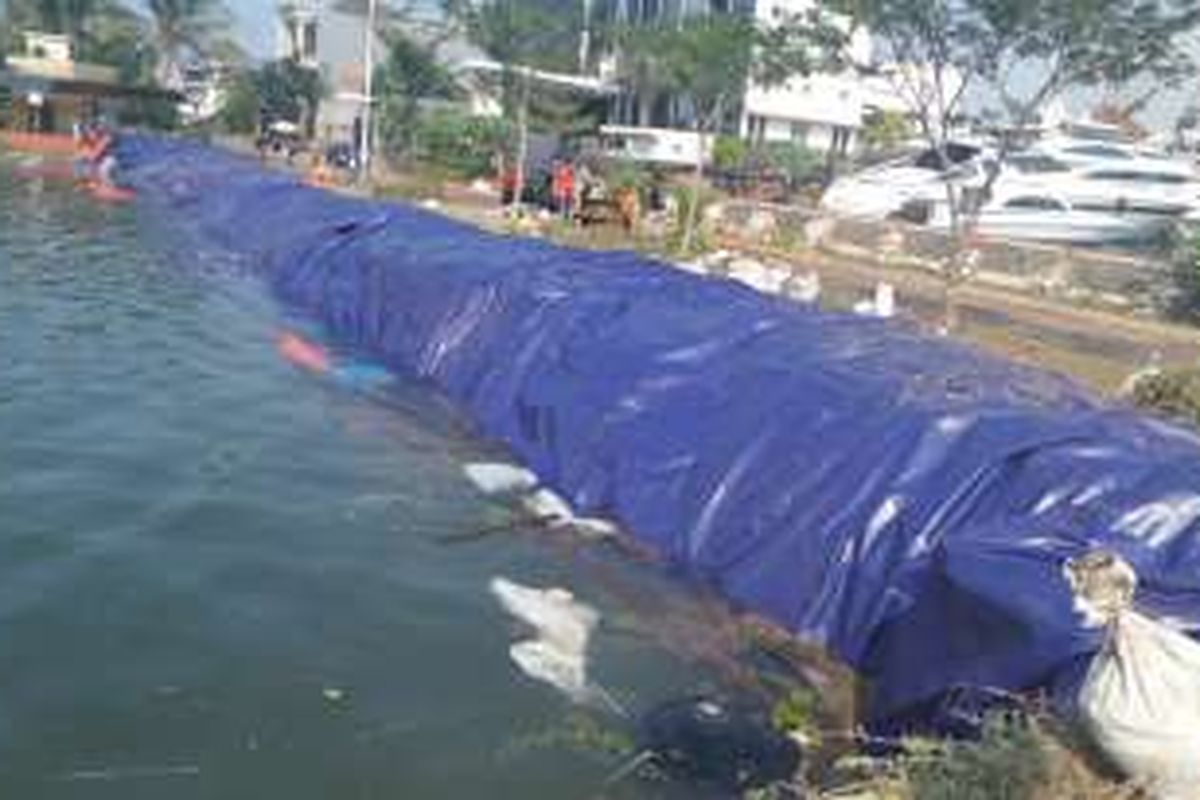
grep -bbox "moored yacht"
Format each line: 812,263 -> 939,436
922,188 -> 1171,246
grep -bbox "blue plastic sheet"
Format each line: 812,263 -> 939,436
115,135 -> 1200,732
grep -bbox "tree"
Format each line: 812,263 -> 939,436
414,107 -> 512,177
255,57 -> 324,137
334,0 -> 459,40
2,0 -> 145,67
374,30 -> 458,159
452,0 -> 596,209
861,109 -> 912,154
457,0 -> 581,83
218,67 -> 260,134
144,0 -> 234,86
614,11 -> 839,253
829,0 -> 1200,326
85,2 -> 155,84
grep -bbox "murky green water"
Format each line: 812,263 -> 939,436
0,159 -> 753,798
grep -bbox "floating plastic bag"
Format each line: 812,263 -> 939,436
1071,552 -> 1200,799
490,577 -> 601,705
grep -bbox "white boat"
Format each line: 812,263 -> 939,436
1005,143 -> 1200,219
820,142 -> 993,220
925,189 -> 1169,246
822,134 -> 1200,228
1031,136 -> 1184,169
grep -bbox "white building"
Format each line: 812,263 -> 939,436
277,0 -> 373,143
278,1 -> 321,67
739,0 -> 872,155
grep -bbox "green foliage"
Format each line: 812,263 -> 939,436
770,688 -> 821,743
1,0 -> 235,92
144,0 -> 236,83
4,0 -> 148,75
449,0 -> 609,139
615,14 -> 755,134
602,159 -> 651,193
1131,368 -> 1200,428
903,715 -> 1049,800
375,31 -> 457,159
612,12 -> 839,254
1167,226 -> 1200,320
496,711 -> 634,763
217,69 -> 259,134
757,141 -> 822,185
117,93 -> 179,130
832,0 -> 1200,133
613,11 -> 842,135
254,57 -> 324,135
413,109 -> 513,178
456,0 -> 580,74
862,110 -> 912,153
670,183 -> 720,254
0,83 -> 13,128
713,135 -> 749,171
213,59 -> 322,137
453,0 -> 583,117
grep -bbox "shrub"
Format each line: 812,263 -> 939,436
713,134 -> 750,171
771,687 -> 822,746
902,715 -> 1048,800
414,110 -> 514,179
1167,225 -> 1200,320
756,141 -> 823,187
1131,367 -> 1200,428
862,110 -> 913,153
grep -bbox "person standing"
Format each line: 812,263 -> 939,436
557,160 -> 576,221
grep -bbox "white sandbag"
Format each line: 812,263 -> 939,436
1070,552 -> 1200,799
490,577 -> 599,705
521,487 -> 576,524
523,489 -> 619,539
462,462 -> 540,496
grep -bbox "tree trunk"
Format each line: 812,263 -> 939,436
941,175 -> 963,333
510,69 -> 531,214
679,127 -> 707,255
680,102 -> 721,255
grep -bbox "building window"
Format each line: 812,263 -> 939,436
790,121 -> 808,145
747,114 -> 767,143
303,22 -> 318,62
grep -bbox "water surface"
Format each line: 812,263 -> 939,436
0,160 -> 746,798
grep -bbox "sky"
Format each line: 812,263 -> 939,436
229,0 -> 282,58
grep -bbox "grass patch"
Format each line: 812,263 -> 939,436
1130,367 -> 1200,428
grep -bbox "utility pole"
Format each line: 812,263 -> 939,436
579,0 -> 592,73
358,0 -> 379,185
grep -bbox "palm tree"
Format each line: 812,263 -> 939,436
4,0 -> 100,40
144,0 -> 234,87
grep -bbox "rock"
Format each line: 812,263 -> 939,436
746,209 -> 779,241
788,271 -> 822,304
853,282 -> 896,318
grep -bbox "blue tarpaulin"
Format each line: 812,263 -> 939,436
115,135 -> 1200,732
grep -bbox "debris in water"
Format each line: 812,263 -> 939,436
490,576 -> 623,714
636,696 -> 802,793
57,764 -> 201,782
